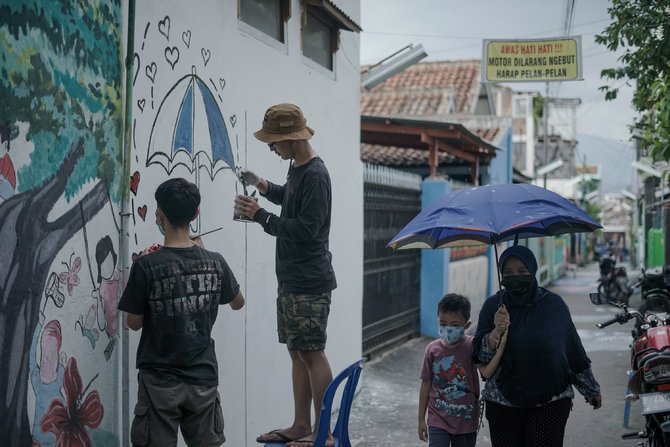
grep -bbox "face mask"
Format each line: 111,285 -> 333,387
438,325 -> 465,345
501,274 -> 537,305
155,217 -> 165,236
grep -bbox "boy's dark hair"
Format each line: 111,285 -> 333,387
437,293 -> 471,321
155,178 -> 200,227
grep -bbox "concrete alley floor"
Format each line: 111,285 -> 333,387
348,261 -> 647,446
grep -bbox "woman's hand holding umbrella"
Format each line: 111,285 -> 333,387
489,305 -> 510,349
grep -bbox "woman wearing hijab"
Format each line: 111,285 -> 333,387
472,245 -> 602,446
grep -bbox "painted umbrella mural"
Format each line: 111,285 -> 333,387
146,66 -> 236,232
147,66 -> 236,180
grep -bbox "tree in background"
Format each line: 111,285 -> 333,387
596,0 -> 670,161
0,1 -> 124,444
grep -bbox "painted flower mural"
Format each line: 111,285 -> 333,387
40,357 -> 104,447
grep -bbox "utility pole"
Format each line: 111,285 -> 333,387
543,81 -> 549,189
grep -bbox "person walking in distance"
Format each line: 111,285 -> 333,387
235,103 -> 337,446
118,178 -> 245,446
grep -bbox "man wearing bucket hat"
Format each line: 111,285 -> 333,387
235,104 -> 337,446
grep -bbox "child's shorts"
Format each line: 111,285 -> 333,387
428,426 -> 476,447
131,369 -> 225,446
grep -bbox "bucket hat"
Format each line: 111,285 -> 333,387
253,103 -> 314,143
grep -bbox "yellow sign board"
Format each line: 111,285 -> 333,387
482,36 -> 582,82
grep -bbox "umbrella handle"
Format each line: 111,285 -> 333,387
494,242 -> 503,304
190,216 -> 200,234
190,154 -> 201,234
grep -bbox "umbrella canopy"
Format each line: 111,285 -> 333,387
146,68 -> 236,178
388,183 -> 601,250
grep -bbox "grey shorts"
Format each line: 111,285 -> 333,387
277,292 -> 331,351
131,369 -> 225,446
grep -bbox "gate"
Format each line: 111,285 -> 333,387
363,164 -> 422,355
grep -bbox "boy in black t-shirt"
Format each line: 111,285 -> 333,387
234,104 -> 336,446
119,178 -> 244,446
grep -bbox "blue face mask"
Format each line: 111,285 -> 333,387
438,325 -> 465,345
155,217 -> 165,236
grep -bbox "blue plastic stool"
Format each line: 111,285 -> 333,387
264,358 -> 365,447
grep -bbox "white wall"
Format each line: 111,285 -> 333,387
448,256 -> 490,326
128,1 -> 362,445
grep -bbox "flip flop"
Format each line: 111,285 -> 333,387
287,437 -> 335,447
256,429 -> 296,444
286,441 -> 313,447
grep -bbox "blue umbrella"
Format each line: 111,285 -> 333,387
388,183 -> 601,250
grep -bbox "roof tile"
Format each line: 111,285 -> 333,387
361,60 -> 481,114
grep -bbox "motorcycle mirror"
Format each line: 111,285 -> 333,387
589,292 -> 611,305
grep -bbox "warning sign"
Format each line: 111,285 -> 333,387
481,36 -> 582,83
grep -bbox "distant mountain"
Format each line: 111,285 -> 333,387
576,133 -> 636,194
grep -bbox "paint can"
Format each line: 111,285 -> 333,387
233,195 -> 257,223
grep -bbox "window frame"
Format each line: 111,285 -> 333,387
237,0 -> 291,51
301,4 -> 338,73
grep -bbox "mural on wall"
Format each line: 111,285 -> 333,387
0,1 -> 124,445
132,13 -> 241,240
0,125 -> 17,203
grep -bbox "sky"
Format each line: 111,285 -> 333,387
359,0 -> 638,145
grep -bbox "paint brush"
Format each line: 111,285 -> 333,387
191,226 -> 224,239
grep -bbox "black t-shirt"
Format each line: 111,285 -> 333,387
118,246 -> 240,386
253,157 -> 337,294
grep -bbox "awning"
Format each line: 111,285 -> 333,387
304,0 -> 361,32
361,115 -> 498,183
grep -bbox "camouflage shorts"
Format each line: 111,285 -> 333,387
277,292 -> 331,351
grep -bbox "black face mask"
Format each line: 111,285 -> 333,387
501,274 -> 538,306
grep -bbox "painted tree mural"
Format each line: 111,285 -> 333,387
0,1 -> 124,445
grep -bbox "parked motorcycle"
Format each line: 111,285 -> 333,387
598,256 -> 633,305
630,267 -> 670,337
591,292 -> 670,446
635,267 -> 670,301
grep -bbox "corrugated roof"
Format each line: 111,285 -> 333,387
306,0 -> 361,32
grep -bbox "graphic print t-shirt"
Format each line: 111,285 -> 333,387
118,246 -> 239,386
420,336 -> 480,434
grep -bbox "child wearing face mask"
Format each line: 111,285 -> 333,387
418,293 -> 507,447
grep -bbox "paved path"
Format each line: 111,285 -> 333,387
349,262 -> 646,446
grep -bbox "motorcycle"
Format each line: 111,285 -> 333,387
630,267 -> 670,337
598,256 -> 633,305
591,292 -> 670,446
635,267 -> 670,302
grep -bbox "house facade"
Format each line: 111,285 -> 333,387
1,1 -> 362,445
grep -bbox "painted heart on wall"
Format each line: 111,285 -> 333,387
137,205 -> 147,221
130,171 -> 140,196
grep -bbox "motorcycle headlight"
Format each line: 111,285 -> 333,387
643,357 -> 670,384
